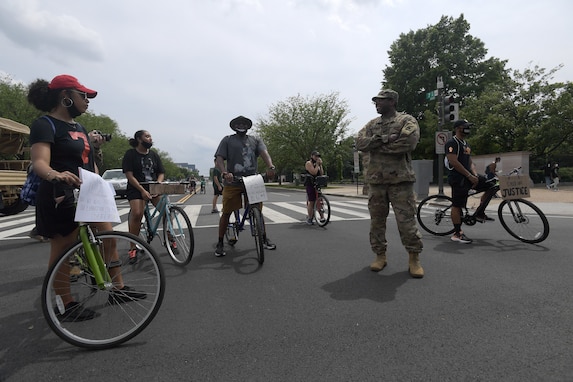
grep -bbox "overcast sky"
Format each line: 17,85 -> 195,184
1,0 -> 571,175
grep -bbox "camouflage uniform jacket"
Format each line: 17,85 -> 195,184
356,111 -> 419,185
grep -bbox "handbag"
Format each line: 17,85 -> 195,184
20,116 -> 56,205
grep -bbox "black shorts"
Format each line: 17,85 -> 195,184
213,185 -> 223,196
449,175 -> 490,208
35,181 -> 77,238
126,184 -> 150,201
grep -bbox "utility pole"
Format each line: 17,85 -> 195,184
436,77 -> 445,195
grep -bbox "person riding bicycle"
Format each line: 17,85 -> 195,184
445,119 -> 496,244
122,130 -> 169,260
28,75 -> 145,321
214,115 -> 277,257
304,150 -> 325,225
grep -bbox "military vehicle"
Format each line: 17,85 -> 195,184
0,116 -> 30,215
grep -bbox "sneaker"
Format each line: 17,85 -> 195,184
263,238 -> 277,250
169,239 -> 179,254
215,242 -> 226,257
451,232 -> 472,244
108,286 -> 147,305
128,248 -> 138,264
476,214 -> 495,223
56,301 -> 99,322
29,227 -> 49,242
319,217 -> 326,224
211,209 -> 219,213
306,218 -> 314,225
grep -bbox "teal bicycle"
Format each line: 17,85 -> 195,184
138,182 -> 194,266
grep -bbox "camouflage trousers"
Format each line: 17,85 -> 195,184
367,182 -> 423,255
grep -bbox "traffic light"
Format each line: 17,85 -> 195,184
443,95 -> 459,122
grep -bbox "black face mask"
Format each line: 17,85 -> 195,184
66,102 -> 82,118
462,127 -> 471,135
141,141 -> 153,149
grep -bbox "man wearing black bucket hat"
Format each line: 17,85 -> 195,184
214,116 -> 277,257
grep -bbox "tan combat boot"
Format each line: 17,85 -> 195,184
370,254 -> 387,272
408,252 -> 424,278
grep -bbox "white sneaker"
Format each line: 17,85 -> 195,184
451,232 -> 472,244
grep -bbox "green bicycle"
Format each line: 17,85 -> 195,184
41,222 -> 165,349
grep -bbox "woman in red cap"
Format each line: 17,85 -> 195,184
27,75 -> 145,321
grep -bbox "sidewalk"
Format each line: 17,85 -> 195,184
319,182 -> 573,216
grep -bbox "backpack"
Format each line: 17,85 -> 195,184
20,116 -> 56,206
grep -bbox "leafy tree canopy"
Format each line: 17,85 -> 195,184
256,92 -> 353,180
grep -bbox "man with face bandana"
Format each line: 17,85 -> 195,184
445,119 -> 494,244
214,116 -> 276,257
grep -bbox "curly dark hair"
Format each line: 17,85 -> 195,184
27,79 -> 61,112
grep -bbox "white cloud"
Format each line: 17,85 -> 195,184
0,0 -> 571,175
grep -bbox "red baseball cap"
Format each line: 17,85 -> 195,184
48,75 -> 97,98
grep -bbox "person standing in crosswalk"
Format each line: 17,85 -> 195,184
214,115 -> 277,257
356,89 -> 424,278
212,158 -> 223,213
304,150 -> 325,225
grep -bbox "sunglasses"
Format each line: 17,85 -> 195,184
71,90 -> 88,100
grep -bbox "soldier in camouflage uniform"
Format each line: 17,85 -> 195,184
356,89 -> 424,278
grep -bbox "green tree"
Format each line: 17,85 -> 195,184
381,14 -> 509,158
462,65 -> 573,167
256,92 -> 352,182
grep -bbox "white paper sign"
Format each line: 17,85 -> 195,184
74,168 -> 121,223
242,174 -> 267,204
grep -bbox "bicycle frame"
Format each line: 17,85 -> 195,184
142,195 -> 170,242
231,203 -> 251,232
78,223 -> 112,289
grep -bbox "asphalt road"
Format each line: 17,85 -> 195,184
1,189 -> 572,381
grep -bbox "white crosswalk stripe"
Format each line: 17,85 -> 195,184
0,200 -> 372,240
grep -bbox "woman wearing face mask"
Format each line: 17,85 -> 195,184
28,75 -> 145,321
122,130 -> 165,261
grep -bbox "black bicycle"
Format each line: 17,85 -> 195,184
225,176 -> 266,264
310,175 -> 331,227
417,168 -> 549,244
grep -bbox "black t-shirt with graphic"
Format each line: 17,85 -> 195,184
445,136 -> 471,183
122,148 -> 165,191
29,115 -> 95,175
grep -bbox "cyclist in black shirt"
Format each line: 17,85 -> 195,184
445,120 -> 494,244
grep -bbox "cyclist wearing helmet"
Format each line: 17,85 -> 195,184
214,115 -> 277,257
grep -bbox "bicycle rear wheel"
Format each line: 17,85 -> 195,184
417,195 -> 456,236
498,199 -> 550,244
41,231 -> 165,350
163,205 -> 194,266
250,206 -> 265,264
315,194 -> 331,227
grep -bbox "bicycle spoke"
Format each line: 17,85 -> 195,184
42,231 -> 164,349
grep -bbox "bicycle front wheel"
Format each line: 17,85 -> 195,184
498,199 -> 550,244
41,231 -> 165,350
315,194 -> 331,227
250,206 -> 265,264
417,195 -> 456,236
163,205 -> 194,266
225,211 -> 240,246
